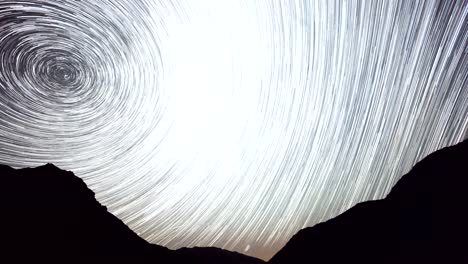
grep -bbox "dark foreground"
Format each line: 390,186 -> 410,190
270,139 -> 468,264
1,140 -> 467,263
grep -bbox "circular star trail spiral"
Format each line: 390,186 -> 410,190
0,0 -> 467,260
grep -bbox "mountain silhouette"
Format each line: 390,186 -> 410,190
1,140 -> 467,263
0,163 -> 265,264
269,139 -> 468,264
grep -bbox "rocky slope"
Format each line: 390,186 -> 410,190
0,163 -> 264,264
269,139 -> 468,263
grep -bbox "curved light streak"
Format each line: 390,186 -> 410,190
0,0 -> 467,260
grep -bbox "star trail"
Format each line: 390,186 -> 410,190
0,0 -> 467,260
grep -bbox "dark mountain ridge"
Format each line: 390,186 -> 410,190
0,139 -> 467,263
0,163 -> 265,264
270,139 -> 468,263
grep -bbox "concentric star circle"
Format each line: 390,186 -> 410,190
0,0 -> 467,260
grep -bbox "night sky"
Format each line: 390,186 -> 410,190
0,0 -> 467,260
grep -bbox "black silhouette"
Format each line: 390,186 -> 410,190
0,139 -> 467,263
0,163 -> 264,264
270,139 -> 468,264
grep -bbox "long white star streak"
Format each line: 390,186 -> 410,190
0,0 -> 467,260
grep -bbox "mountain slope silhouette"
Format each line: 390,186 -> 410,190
269,139 -> 468,264
0,163 -> 265,264
1,139 -> 466,263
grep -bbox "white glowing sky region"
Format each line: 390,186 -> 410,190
0,0 -> 467,260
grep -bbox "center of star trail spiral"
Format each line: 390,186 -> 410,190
0,0 -> 467,260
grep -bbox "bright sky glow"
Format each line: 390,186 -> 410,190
0,0 -> 467,260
